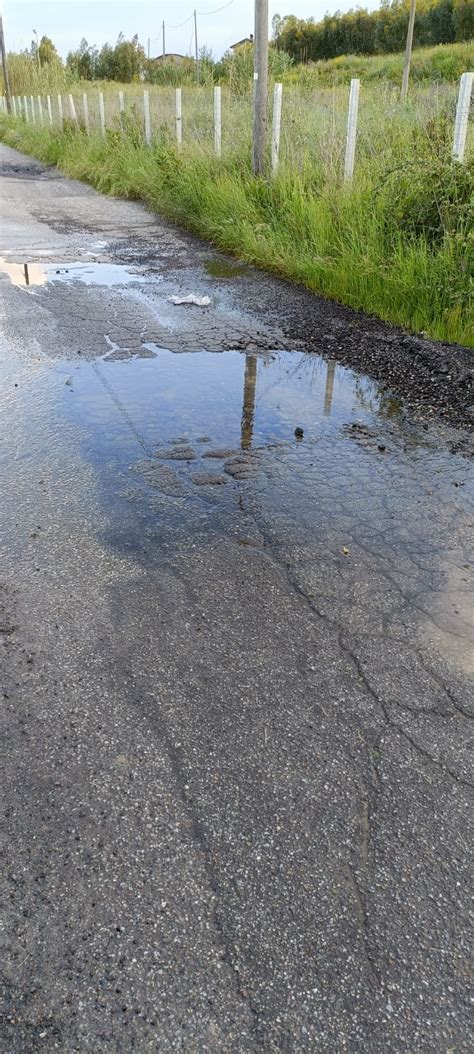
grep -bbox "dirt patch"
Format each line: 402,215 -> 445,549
134,460 -> 186,495
202,449 -> 238,460
153,445 -> 198,461
191,473 -> 228,486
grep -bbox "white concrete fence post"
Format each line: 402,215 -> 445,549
57,94 -> 64,126
37,95 -> 43,124
11,95 -> 17,116
344,78 -> 360,183
68,94 -> 77,123
143,90 -> 151,145
82,93 -> 89,133
452,72 -> 473,162
30,95 -> 35,122
23,96 -> 29,121
175,88 -> 182,147
99,92 -> 106,136
271,82 -> 283,175
214,85 -> 222,156
47,95 -> 53,125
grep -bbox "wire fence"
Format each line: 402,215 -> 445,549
2,72 -> 473,180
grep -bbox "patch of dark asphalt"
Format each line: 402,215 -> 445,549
0,160 -> 59,180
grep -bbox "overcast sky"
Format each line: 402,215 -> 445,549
4,0 -> 380,60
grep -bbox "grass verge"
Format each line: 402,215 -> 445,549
1,116 -> 472,346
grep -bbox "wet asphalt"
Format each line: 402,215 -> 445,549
0,144 -> 473,1054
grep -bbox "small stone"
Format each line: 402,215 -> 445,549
294,427 -> 304,439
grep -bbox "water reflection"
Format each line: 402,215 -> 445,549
53,346 -> 473,691
0,259 -> 48,287
323,360 -> 336,417
241,356 -> 257,449
0,257 -> 146,288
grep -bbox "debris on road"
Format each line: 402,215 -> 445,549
167,294 -> 211,307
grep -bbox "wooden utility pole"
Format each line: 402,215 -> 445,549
0,13 -> 12,113
162,21 -> 166,58
194,10 -> 199,84
252,0 -> 269,176
401,0 -> 416,101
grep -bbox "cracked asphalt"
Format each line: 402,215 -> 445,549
0,144 -> 473,1053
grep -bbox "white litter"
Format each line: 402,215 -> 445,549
167,294 -> 211,307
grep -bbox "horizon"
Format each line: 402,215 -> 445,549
3,0 -> 381,61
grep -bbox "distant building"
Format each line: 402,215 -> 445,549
230,35 -> 254,51
152,53 -> 187,65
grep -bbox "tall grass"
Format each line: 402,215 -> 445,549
282,40 -> 474,87
5,53 -> 72,95
3,40 -> 472,96
0,80 -> 472,346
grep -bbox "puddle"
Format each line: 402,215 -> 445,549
2,342 -> 472,682
64,349 -> 387,462
54,347 -> 473,679
0,257 -> 146,288
204,260 -> 249,279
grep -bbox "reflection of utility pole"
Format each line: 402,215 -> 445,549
401,0 -> 416,101
323,359 -> 335,417
241,356 -> 257,450
0,14 -> 12,113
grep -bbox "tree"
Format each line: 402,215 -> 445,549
453,0 -> 474,39
275,0 -> 471,63
66,38 -> 98,80
94,34 -> 145,82
38,35 -> 61,66
272,14 -> 283,41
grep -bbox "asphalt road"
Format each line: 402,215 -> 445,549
0,144 -> 473,1054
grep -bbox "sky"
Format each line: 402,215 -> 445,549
3,0 -> 380,61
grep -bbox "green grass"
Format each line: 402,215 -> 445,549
1,99 -> 472,346
283,41 -> 474,86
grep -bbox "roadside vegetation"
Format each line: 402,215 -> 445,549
1,0 -> 472,346
1,74 -> 472,346
3,40 -> 473,93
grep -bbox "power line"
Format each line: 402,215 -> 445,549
169,0 -> 233,28
199,0 -> 234,15
168,13 -> 195,30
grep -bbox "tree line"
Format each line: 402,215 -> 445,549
272,0 -> 473,64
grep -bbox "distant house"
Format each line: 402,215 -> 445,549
152,53 -> 187,65
230,35 -> 253,51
